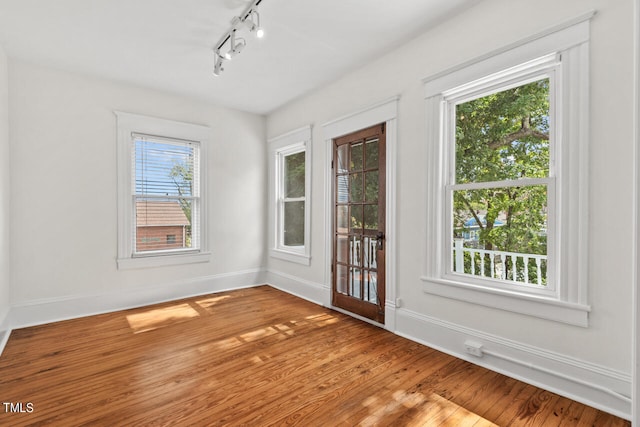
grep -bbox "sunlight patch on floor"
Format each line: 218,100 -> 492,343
199,336 -> 244,353
126,303 -> 200,333
195,295 -> 231,310
305,313 -> 339,327
360,389 -> 497,426
198,321 -> 298,354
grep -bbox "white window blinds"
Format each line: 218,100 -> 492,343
132,133 -> 200,254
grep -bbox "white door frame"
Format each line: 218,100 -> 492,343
322,96 -> 399,331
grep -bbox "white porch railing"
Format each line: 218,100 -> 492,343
453,238 -> 547,286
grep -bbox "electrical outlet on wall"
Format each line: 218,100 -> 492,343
464,340 -> 484,357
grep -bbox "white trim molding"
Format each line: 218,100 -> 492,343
265,269 -> 327,307
9,269 -> 265,329
322,96 -> 399,331
0,306 -> 10,356
633,0 -> 640,424
396,307 -> 632,420
422,14 -> 592,326
115,111 -> 211,269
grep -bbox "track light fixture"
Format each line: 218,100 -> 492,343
243,10 -> 264,38
212,0 -> 265,77
223,30 -> 246,60
213,53 -> 224,77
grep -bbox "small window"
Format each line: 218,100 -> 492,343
269,126 -> 312,265
282,150 -> 306,247
116,112 -> 210,269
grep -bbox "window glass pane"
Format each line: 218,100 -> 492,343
337,175 -> 349,204
284,200 -> 305,246
350,142 -> 363,171
363,236 -> 377,269
337,144 -> 349,173
284,151 -> 305,198
350,267 -> 362,298
336,205 -> 349,232
452,186 -> 548,285
350,173 -> 363,202
135,198 -> 192,252
365,171 -> 378,202
455,78 -> 550,184
350,205 -> 363,234
365,138 -> 379,169
135,139 -> 195,196
336,265 -> 348,295
364,270 -> 378,303
350,237 -> 363,266
336,235 -> 349,264
364,205 -> 378,230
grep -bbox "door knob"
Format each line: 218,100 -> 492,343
376,231 -> 385,250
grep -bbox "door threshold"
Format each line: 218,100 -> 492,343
330,305 -> 386,329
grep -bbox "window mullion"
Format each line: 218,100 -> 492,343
449,177 -> 553,191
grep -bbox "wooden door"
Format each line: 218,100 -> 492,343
332,123 -> 386,323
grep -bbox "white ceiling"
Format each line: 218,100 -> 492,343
0,0 -> 478,114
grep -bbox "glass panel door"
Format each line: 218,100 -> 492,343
332,124 -> 386,323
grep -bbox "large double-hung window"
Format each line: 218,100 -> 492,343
422,15 -> 592,326
446,57 -> 556,294
116,112 -> 210,269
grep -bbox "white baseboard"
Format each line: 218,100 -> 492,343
9,268 -> 267,330
396,307 -> 632,420
0,305 -> 10,356
265,269 -> 328,307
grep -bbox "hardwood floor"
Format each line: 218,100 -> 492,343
0,286 -> 630,426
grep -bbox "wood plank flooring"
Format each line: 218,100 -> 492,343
0,286 -> 630,426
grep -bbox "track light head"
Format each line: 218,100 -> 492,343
213,52 -> 224,77
243,10 -> 264,38
223,30 -> 246,60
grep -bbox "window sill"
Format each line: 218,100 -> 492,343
270,248 -> 311,266
420,276 -> 590,327
117,251 -> 211,270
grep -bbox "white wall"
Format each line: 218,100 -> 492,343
266,0 -> 634,417
8,60 -> 267,322
0,43 -> 10,340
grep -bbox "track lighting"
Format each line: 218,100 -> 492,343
212,0 -> 265,77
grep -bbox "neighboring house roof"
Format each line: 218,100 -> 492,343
136,201 -> 190,226
464,216 -> 504,228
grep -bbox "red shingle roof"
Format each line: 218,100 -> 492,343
136,201 -> 190,227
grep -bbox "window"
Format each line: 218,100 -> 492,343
422,15 -> 592,326
134,135 -> 199,254
448,66 -> 555,296
269,126 -> 311,265
280,148 -> 306,247
116,112 -> 210,269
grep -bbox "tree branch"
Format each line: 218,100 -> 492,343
460,195 -> 484,231
488,116 -> 548,150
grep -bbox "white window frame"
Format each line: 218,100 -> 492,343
115,111 -> 210,269
421,14 -> 593,326
269,126 -> 312,265
444,55 -> 559,298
